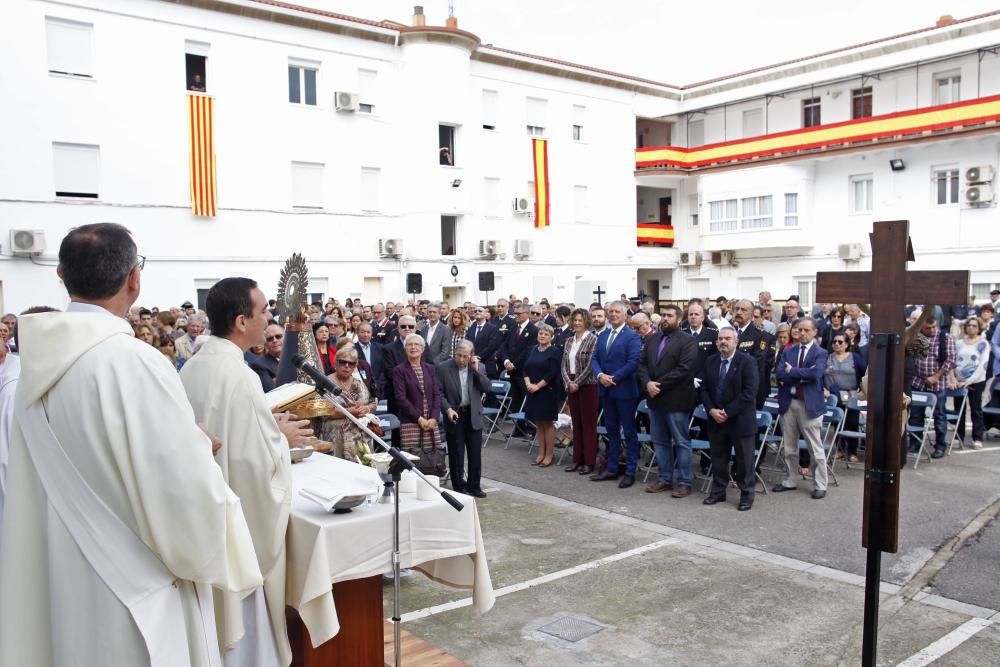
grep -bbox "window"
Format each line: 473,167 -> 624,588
482,90 -> 498,130
795,278 -> 816,309
441,216 -> 457,255
971,283 -> 995,300
483,177 -> 501,217
742,108 -> 763,138
850,174 -> 873,214
185,54 -> 207,92
46,17 -> 94,78
688,119 -> 704,147
689,194 -> 699,227
358,69 -> 376,113
291,161 -> 324,209
361,167 -> 380,211
802,97 -> 821,127
53,142 -> 100,198
439,125 -> 456,165
526,97 -> 547,137
934,167 -> 960,205
708,199 -> 738,232
934,72 -> 961,105
288,62 -> 317,106
574,185 -> 588,223
851,87 -> 873,119
740,196 -> 772,229
572,105 -> 585,142
784,193 -> 799,226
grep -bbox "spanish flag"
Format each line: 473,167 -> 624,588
636,223 -> 675,247
188,94 -> 217,217
532,138 -> 550,228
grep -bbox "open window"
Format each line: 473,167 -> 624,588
185,41 -> 209,92
439,125 -> 456,165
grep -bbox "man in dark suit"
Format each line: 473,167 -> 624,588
773,316 -> 829,499
250,323 -> 283,391
355,322 -> 384,396
466,306 -> 502,378
732,299 -> 769,408
371,303 -> 396,346
501,303 -> 538,437
590,301 -> 643,487
637,304 -> 698,496
438,340 -> 490,497
683,302 -> 719,377
381,316 -> 412,446
553,305 -> 574,350
699,327 -> 760,510
495,298 -> 516,335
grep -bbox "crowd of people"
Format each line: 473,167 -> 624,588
1,221 -> 999,664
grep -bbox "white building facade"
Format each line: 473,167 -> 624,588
1,1 -> 999,313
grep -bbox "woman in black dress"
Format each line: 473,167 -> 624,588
523,324 -> 562,466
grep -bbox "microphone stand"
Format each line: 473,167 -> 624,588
312,384 -> 463,667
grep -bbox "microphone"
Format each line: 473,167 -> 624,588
291,354 -> 343,396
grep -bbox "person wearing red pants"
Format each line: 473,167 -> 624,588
561,308 -> 599,474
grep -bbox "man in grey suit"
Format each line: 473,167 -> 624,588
438,340 -> 489,497
419,302 -> 449,363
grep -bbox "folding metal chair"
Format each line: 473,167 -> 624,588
792,406 -> 842,487
481,379 -> 511,445
907,390 -> 937,469
687,405 -> 713,491
635,400 -> 657,482
756,398 -> 784,473
502,397 -> 536,452
833,396 -> 868,472
944,387 -> 968,454
750,410 -> 774,494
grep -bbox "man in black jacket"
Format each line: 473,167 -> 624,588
682,302 -> 719,377
501,303 -> 538,437
732,299 -> 769,408
466,306 -> 502,378
637,305 -> 698,496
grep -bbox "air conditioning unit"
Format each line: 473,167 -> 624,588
513,239 -> 533,259
512,197 -> 531,214
10,229 -> 45,256
964,184 -> 995,205
678,251 -> 701,266
838,243 -> 862,261
334,91 -> 359,112
478,239 -> 500,259
711,250 -> 734,266
378,238 -> 401,258
965,165 -> 994,184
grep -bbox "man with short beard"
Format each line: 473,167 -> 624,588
591,307 -> 609,334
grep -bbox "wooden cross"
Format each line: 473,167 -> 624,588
816,220 -> 968,552
817,220 -> 968,666
593,285 -> 606,303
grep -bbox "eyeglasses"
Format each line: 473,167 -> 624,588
530,311 -> 542,316
337,359 -> 357,367
133,255 -> 146,271
265,334 -> 284,342
398,324 -> 416,330
832,340 -> 847,345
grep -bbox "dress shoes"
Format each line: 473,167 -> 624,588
564,463 -> 582,472
579,465 -> 594,475
470,489 -> 487,498
618,475 -> 635,489
738,497 -> 754,511
931,448 -> 945,459
702,495 -> 725,505
811,489 -> 827,499
590,470 -> 620,482
771,484 -> 797,493
670,486 -> 691,498
645,480 -> 673,494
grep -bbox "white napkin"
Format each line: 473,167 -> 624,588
299,479 -> 378,512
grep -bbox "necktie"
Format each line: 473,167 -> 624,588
716,358 -> 729,403
795,345 -> 806,398
473,324 -> 480,341
606,328 -> 618,352
657,334 -> 670,359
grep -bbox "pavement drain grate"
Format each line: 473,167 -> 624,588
537,616 -> 605,643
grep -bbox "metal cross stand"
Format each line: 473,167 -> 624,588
296,356 -> 464,667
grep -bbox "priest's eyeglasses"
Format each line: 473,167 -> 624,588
133,255 -> 146,271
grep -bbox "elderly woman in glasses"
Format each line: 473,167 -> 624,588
320,346 -> 378,462
825,331 -> 868,463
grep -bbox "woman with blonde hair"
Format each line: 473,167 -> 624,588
444,308 -> 470,360
320,345 -> 378,461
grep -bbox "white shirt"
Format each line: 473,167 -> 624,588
458,364 -> 470,406
568,332 -> 590,374
359,342 -> 372,365
426,321 -> 440,343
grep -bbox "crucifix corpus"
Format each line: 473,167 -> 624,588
816,220 -> 968,667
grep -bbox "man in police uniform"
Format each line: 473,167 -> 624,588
495,298 -> 516,335
731,299 -> 769,408
683,302 -> 719,377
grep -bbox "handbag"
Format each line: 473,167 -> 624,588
400,422 -> 447,477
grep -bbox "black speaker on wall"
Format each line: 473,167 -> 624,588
478,271 -> 495,292
406,273 -> 423,294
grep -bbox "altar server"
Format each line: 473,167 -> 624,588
0,223 -> 263,667
182,277 -> 307,666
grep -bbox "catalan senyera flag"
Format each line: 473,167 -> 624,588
531,138 -> 550,228
187,94 -> 217,217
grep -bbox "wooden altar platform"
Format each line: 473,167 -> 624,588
382,621 -> 468,667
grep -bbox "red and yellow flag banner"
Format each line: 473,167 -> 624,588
637,223 -> 674,247
532,138 -> 550,228
188,94 -> 217,217
636,94 -> 1000,171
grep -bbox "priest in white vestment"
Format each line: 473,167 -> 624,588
0,223 -> 264,667
181,278 -> 310,666
0,342 -> 20,530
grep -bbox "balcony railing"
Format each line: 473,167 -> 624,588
636,94 -> 1000,172
637,222 -> 674,247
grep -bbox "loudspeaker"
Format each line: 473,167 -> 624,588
478,271 -> 495,292
406,273 -> 422,294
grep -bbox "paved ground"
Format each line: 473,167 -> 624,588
382,431 -> 1000,665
